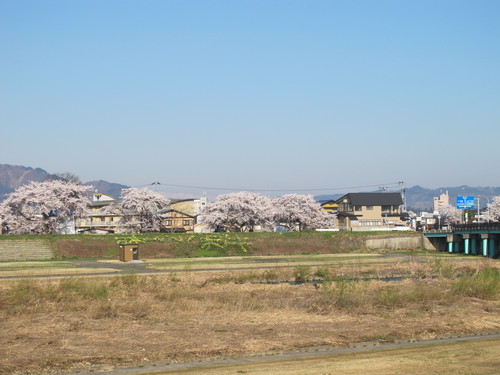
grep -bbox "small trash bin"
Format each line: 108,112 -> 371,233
119,244 -> 139,262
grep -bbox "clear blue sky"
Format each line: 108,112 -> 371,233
1,0 -> 499,196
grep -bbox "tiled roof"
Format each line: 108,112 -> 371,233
338,193 -> 403,206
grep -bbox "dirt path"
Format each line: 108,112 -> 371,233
60,333 -> 500,375
0,253 -> 415,279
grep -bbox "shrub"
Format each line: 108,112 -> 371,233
293,265 -> 311,283
235,272 -> 259,284
430,258 -> 456,278
8,279 -> 40,304
319,281 -> 367,310
261,269 -> 279,282
452,268 -> 500,299
314,267 -> 331,280
375,286 -> 405,309
120,271 -> 139,287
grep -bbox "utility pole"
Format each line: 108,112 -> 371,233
399,181 -> 406,212
477,196 -> 480,224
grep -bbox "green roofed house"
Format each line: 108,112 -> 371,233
335,192 -> 408,231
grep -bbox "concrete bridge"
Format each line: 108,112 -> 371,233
424,223 -> 500,258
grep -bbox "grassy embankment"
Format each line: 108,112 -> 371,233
0,231 -> 423,259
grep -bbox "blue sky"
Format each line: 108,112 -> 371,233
1,0 -> 499,196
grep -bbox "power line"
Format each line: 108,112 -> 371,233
136,181 -> 401,193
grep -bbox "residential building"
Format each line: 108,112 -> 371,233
335,192 -> 407,231
319,200 -> 338,213
76,193 -> 121,234
159,197 -> 207,233
417,211 -> 439,231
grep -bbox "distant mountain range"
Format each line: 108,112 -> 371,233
2,164 -> 500,210
0,164 -> 129,200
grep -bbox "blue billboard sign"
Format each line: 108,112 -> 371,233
456,196 -> 475,209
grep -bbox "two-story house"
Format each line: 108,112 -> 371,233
336,192 -> 406,231
158,197 -> 207,233
76,193 -> 121,234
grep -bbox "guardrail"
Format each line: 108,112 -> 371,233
452,223 -> 500,232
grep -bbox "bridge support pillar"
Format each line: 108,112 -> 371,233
447,234 -> 454,253
489,238 -> 496,257
463,234 -> 470,255
471,237 -> 478,255
481,234 -> 489,257
447,234 -> 460,253
447,242 -> 453,253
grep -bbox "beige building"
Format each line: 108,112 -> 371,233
336,193 -> 407,231
76,193 -> 121,234
433,191 -> 449,213
158,197 -> 207,233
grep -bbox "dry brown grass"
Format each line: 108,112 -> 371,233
0,262 -> 499,375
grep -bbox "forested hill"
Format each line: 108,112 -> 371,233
0,164 -> 52,197
0,164 -> 128,200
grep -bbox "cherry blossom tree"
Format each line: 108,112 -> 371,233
107,188 -> 170,233
0,180 -> 92,234
274,194 -> 336,231
200,192 -> 274,232
438,203 -> 462,224
484,196 -> 500,222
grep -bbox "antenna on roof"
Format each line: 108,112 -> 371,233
379,186 -> 388,192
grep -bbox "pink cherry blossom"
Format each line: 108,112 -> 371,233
0,180 -> 92,234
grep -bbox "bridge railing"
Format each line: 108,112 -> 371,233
451,222 -> 500,232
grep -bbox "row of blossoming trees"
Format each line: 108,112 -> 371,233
3,180 -> 499,235
0,181 -> 170,235
201,192 -> 335,232
0,181 -> 336,234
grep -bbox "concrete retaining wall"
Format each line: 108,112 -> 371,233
366,235 -> 435,250
0,240 -> 54,261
